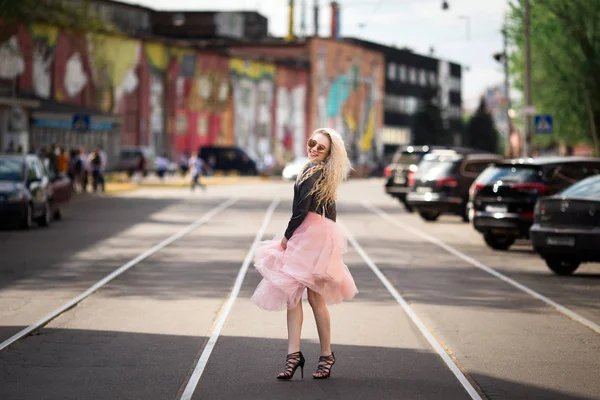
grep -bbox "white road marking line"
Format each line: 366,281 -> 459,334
339,221 -> 483,400
0,197 -> 240,353
363,201 -> 600,335
179,198 -> 279,400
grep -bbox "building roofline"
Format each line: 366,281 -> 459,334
344,36 -> 463,67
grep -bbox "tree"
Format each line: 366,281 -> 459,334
0,0 -> 117,37
506,0 -> 600,155
411,86 -> 452,146
464,97 -> 501,154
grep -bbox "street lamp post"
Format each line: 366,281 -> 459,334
523,0 -> 532,157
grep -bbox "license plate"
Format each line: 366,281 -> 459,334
416,186 -> 432,193
485,205 -> 507,213
546,236 -> 575,246
394,177 -> 406,184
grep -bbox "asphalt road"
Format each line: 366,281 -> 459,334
0,180 -> 598,400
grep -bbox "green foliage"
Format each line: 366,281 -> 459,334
506,0 -> 600,155
411,86 -> 453,146
464,98 -> 501,154
0,0 -> 117,35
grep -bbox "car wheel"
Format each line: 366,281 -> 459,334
419,210 -> 440,222
21,204 -> 33,230
545,258 -> 581,276
37,202 -> 52,227
483,233 -> 515,251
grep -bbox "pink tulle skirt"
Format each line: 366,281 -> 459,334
251,212 -> 359,311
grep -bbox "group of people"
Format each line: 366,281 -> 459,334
33,143 -> 107,194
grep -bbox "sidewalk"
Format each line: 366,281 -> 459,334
103,173 -> 276,194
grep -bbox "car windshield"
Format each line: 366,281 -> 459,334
391,151 -> 423,165
415,154 -> 458,179
0,159 -> 24,181
475,165 -> 542,185
560,176 -> 600,199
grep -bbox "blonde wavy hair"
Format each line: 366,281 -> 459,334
297,128 -> 352,209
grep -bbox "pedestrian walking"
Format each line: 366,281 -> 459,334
251,128 -> 358,380
188,152 -> 207,191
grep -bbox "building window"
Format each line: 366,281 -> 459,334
419,70 -> 427,87
450,76 -> 461,91
388,62 -> 397,80
429,71 -> 437,86
409,68 -> 417,85
399,65 -> 407,82
384,94 -> 419,115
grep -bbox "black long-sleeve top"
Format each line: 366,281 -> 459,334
284,165 -> 336,240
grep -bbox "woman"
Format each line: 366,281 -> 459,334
251,128 -> 359,380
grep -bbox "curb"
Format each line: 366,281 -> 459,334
104,176 -> 276,194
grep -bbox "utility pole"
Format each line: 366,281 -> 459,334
286,0 -> 295,42
497,24 -> 514,157
523,0 -> 532,157
300,0 -> 306,38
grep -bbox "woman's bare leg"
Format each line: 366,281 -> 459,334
307,289 -> 331,356
286,300 -> 304,354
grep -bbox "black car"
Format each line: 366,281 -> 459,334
199,146 -> 257,175
406,148 -> 503,222
530,175 -> 600,275
469,156 -> 600,251
0,153 -> 69,229
384,145 -> 431,211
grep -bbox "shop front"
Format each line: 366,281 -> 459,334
29,109 -> 122,171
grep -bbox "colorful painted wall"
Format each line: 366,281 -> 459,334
0,23 -> 311,165
229,58 -> 275,162
309,38 -> 384,165
275,66 -> 308,162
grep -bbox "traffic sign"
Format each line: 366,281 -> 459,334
534,114 -> 553,134
72,114 -> 90,133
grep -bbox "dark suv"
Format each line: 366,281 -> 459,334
469,156 -> 600,251
384,145 -> 430,211
406,148 -> 503,222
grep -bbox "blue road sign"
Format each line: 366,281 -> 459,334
534,114 -> 553,134
72,114 -> 90,133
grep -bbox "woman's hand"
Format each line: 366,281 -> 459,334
280,237 -> 288,250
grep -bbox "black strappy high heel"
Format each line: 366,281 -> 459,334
313,352 -> 335,379
276,351 -> 305,380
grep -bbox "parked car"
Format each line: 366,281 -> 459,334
406,148 -> 503,222
0,153 -> 71,229
282,157 -> 309,181
469,156 -> 600,251
529,175 -> 600,275
199,146 -> 257,176
384,145 -> 430,211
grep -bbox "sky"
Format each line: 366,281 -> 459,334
121,0 -> 512,112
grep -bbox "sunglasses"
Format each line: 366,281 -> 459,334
307,138 -> 329,153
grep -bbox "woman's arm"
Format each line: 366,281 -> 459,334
284,169 -> 322,240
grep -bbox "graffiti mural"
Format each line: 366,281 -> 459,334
275,66 -> 307,162
170,51 -> 233,155
230,58 -> 275,161
309,38 -> 384,164
0,22 -> 316,165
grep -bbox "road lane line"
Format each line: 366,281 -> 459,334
0,197 -> 240,353
363,201 -> 600,335
340,221 -> 484,400
179,198 -> 279,400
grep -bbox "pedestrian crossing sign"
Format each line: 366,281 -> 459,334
534,114 -> 553,134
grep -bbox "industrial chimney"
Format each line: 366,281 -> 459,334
313,0 -> 320,37
330,1 -> 340,40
